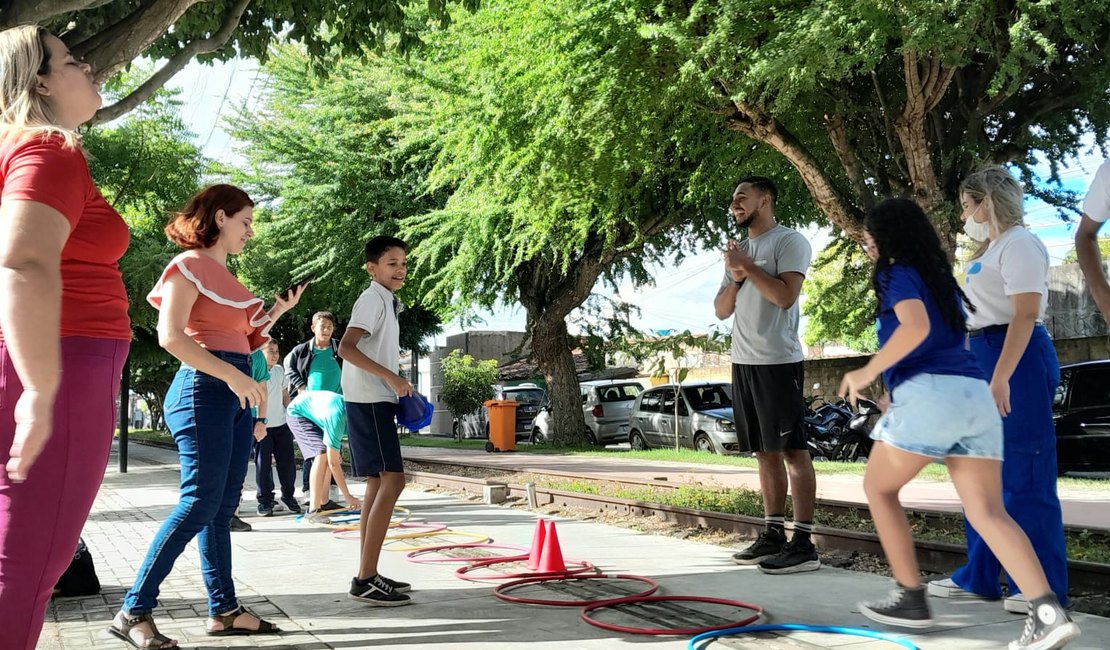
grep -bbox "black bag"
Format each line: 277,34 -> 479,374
53,537 -> 100,598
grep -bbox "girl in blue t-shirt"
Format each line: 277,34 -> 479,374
838,198 -> 1078,650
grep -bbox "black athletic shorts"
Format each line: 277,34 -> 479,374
731,362 -> 808,453
345,401 -> 404,476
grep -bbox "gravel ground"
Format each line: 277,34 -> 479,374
404,459 -> 1110,617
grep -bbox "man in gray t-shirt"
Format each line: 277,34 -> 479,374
713,176 -> 819,575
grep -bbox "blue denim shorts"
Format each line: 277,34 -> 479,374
872,373 -> 1002,460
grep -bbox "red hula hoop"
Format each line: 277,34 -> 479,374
455,556 -> 598,582
493,573 -> 659,606
579,594 -> 763,636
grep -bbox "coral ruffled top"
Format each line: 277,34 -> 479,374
147,250 -> 272,354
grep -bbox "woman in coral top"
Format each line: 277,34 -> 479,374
0,26 -> 131,650
110,185 -> 304,648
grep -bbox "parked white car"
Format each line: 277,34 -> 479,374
529,379 -> 642,445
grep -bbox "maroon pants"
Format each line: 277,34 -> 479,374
0,336 -> 129,650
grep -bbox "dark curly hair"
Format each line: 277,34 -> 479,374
867,198 -> 974,331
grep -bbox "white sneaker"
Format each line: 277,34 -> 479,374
927,578 -> 978,599
1006,593 -> 1028,614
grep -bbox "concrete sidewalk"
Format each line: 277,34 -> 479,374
41,441 -> 1108,649
402,445 -> 1110,530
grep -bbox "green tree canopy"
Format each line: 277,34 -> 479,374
397,0 -> 811,443
657,0 -> 1110,246
228,44 -> 442,356
83,71 -> 209,427
6,0 -> 475,123
802,238 -> 878,354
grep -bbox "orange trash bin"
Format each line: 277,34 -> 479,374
484,399 -> 519,452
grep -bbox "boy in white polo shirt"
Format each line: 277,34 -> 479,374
337,235 -> 413,607
1076,160 -> 1110,326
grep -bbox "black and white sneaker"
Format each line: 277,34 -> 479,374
757,538 -> 820,574
380,575 -> 411,594
859,583 -> 935,629
281,497 -> 303,514
731,531 -> 786,565
348,575 -> 412,607
1009,595 -> 1080,650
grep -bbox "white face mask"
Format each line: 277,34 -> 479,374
963,204 -> 990,242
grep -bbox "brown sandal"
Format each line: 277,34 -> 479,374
107,610 -> 177,649
205,605 -> 282,636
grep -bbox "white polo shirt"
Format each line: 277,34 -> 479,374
340,281 -> 402,404
1082,160 -> 1110,223
265,363 -> 287,427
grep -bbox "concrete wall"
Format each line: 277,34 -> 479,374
428,331 -> 528,434
1047,263 -> 1109,339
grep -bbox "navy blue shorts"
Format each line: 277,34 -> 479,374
345,401 -> 403,476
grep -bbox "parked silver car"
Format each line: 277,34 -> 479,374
580,380 -> 642,444
627,382 -> 741,454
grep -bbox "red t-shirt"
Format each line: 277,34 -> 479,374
0,135 -> 131,340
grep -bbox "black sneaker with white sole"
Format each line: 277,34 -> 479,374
757,538 -> 820,574
379,575 -> 411,594
348,575 -> 412,607
1009,595 -> 1080,650
731,531 -> 786,565
858,583 -> 935,629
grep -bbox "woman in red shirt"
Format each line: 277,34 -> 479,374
0,27 -> 131,650
111,184 -> 304,648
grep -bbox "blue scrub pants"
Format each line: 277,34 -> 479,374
951,324 -> 1068,604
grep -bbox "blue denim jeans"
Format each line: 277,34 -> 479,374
123,351 -> 253,616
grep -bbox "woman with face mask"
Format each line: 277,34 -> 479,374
927,167 -> 1069,618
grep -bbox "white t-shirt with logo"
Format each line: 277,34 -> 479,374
963,226 -> 1049,329
340,281 -> 401,404
1082,160 -> 1110,223
265,363 -> 287,427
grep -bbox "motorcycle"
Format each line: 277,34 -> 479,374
833,397 -> 881,462
803,398 -> 855,460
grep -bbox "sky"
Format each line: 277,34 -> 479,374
167,57 -> 1107,352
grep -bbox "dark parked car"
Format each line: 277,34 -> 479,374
1054,360 -> 1110,474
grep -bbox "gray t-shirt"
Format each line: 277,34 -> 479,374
721,224 -> 812,365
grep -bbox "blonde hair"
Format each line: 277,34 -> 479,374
960,166 -> 1026,260
0,25 -> 80,149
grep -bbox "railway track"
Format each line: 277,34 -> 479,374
404,459 -> 1110,593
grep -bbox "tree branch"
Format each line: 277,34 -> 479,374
73,0 -> 204,84
825,114 -> 874,209
724,102 -> 865,240
91,0 -> 252,125
2,0 -> 110,26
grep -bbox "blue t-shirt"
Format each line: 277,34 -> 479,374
876,264 -> 984,390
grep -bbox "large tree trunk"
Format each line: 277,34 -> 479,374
517,252 -> 608,446
530,313 -> 585,446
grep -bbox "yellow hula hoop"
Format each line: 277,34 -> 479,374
384,530 -> 492,551
383,522 -> 449,540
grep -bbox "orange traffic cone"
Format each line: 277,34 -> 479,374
525,518 -> 547,570
537,520 -> 567,573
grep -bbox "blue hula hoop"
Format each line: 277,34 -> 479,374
689,623 -> 919,649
